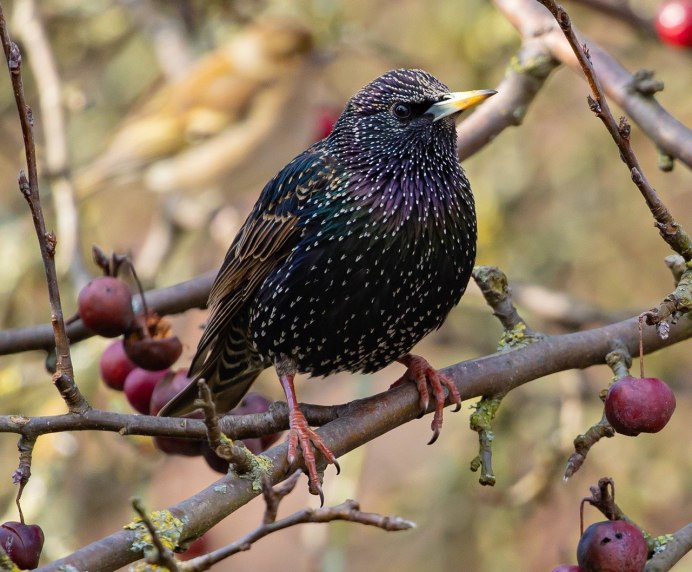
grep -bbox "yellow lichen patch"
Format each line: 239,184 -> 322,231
238,453 -> 274,492
124,510 -> 185,553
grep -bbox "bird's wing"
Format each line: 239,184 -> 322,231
189,146 -> 332,380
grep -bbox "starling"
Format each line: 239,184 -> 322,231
160,69 -> 496,499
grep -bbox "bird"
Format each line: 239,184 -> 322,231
159,68 -> 496,501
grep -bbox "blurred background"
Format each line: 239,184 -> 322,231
0,0 -> 690,570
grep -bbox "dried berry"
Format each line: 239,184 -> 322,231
123,313 -> 183,370
235,393 -> 281,451
123,335 -> 183,371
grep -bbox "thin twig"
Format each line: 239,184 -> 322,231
564,413 -> 615,479
472,266 -> 544,349
195,380 -> 256,474
12,435 -> 36,523
0,3 -> 88,413
182,498 -> 414,571
457,39 -> 559,160
534,0 -> 692,261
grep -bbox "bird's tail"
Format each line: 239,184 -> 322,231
157,367 -> 261,418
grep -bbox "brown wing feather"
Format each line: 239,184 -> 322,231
188,146 -> 331,382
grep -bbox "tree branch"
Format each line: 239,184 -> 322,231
534,0 -> 692,261
494,0 -> 692,168
0,3 -> 87,413
32,312 -> 692,571
457,38 -> 559,160
0,271 -> 215,356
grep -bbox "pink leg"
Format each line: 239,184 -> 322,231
391,354 -> 461,445
279,372 -> 340,505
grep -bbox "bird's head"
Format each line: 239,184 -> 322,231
329,69 -> 495,162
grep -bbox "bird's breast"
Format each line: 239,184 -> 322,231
249,171 -> 476,376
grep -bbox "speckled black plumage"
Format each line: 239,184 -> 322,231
160,69 -> 488,450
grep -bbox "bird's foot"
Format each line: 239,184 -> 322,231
392,354 -> 461,445
286,406 -> 340,505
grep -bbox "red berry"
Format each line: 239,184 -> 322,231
577,520 -> 648,572
150,370 -> 202,455
202,442 -> 230,474
154,435 -> 203,456
0,521 -> 44,569
78,277 -> 135,337
233,394 -> 281,451
123,335 -> 183,371
179,535 -> 209,560
604,376 -> 676,436
655,0 -> 692,47
552,566 -> 582,572
124,368 -> 171,414
149,369 -> 194,415
99,340 -> 136,390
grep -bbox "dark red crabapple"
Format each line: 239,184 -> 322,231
151,370 -> 203,456
604,376 -> 676,436
123,334 -> 183,371
577,520 -> 648,572
551,566 -> 582,572
234,393 -> 282,450
99,339 -> 136,390
655,0 -> 692,47
77,277 -> 134,337
0,521 -> 45,569
202,442 -> 230,473
150,369 -> 194,416
154,434 -> 203,457
124,368 -> 171,414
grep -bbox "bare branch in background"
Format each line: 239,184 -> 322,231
494,0 -> 692,168
535,0 -> 692,261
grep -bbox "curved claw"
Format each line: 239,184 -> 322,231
287,407 -> 339,501
396,354 -> 462,444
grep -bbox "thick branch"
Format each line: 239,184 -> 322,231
35,313 -> 692,571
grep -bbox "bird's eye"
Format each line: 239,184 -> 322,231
391,102 -> 412,119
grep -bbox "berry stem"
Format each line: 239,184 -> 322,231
638,315 -> 645,378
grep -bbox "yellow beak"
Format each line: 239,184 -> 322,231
425,89 -> 497,122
